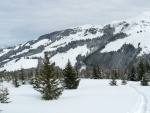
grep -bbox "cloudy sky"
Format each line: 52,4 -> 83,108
0,0 -> 150,47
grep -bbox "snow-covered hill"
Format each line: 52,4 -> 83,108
1,11 -> 150,71
1,79 -> 150,113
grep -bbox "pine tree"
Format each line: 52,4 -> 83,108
109,76 -> 117,86
113,69 -> 118,79
63,60 -> 80,89
130,66 -> 136,81
137,60 -> 146,81
121,75 -> 127,85
145,60 -> 150,73
33,68 -> 40,88
20,67 -> 26,84
85,67 -> 91,78
0,82 -> 10,103
34,52 -> 63,100
97,66 -> 103,79
12,75 -> 20,88
28,70 -> 34,85
141,74 -> 149,86
92,65 -> 100,79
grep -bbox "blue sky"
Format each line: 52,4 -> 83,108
0,0 -> 150,47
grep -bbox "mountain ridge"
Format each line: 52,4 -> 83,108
1,11 -> 150,71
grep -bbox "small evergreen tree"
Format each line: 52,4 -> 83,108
20,67 -> 26,84
113,69 -> 118,79
0,88 -> 9,103
130,66 -> 136,81
33,68 -> 40,88
85,67 -> 91,78
34,52 -> 63,100
63,60 -> 80,89
145,60 -> 150,72
141,75 -> 149,86
109,76 -> 117,86
92,65 -> 100,79
12,75 -> 20,88
121,75 -> 127,85
0,82 -> 10,103
137,60 -> 146,81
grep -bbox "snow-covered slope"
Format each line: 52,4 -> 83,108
1,79 -> 150,113
101,10 -> 150,56
1,11 -> 150,71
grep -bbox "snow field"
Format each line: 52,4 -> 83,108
0,58 -> 38,72
51,45 -> 90,69
1,79 -> 149,113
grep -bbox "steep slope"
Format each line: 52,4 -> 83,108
1,11 -> 150,71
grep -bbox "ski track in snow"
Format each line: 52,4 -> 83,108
127,85 -> 149,113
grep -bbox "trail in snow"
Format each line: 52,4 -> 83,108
127,85 -> 149,113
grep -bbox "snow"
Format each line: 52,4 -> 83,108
1,59 -> 9,62
51,45 -> 90,69
25,43 -> 30,46
31,39 -> 49,49
0,58 -> 38,71
1,79 -> 150,113
101,12 -> 150,55
0,49 -> 11,57
14,45 -> 20,50
48,28 -> 103,49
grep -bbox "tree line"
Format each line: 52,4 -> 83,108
0,52 -> 80,103
0,53 -> 150,103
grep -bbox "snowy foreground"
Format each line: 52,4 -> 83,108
1,79 -> 150,113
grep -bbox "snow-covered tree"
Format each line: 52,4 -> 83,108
141,75 -> 149,86
63,60 -> 80,89
33,68 -> 40,88
19,67 -> 26,84
129,66 -> 136,81
12,75 -> 20,88
145,60 -> 150,73
113,69 -> 118,79
0,82 -> 10,103
137,60 -> 146,81
34,52 -> 63,100
109,76 -> 117,86
121,75 -> 127,85
92,65 -> 102,79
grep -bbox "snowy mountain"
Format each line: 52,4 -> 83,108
1,11 -> 150,71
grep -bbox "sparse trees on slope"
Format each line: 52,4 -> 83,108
34,52 -> 63,100
63,60 -> 80,89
